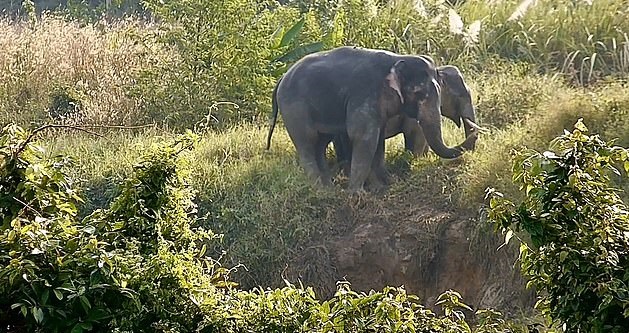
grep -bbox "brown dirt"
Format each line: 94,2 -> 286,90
285,172 -> 534,316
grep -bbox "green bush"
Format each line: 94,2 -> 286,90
0,125 -> 226,332
1,123 -> 527,332
134,0 -> 313,128
487,120 -> 629,332
0,124 -> 133,332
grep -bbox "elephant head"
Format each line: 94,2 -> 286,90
385,57 -> 477,159
437,65 -> 478,151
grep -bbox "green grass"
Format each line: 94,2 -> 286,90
457,0 -> 629,82
461,79 -> 629,204
40,60 -> 629,291
2,2 -> 629,326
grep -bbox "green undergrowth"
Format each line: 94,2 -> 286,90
44,68 -> 629,291
462,79 -> 629,204
1,124 -> 526,332
46,123 -> 464,289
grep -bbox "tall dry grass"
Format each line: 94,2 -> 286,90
457,0 -> 629,84
0,15 -> 170,126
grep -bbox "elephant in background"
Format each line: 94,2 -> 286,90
266,46 -> 479,191
333,64 -> 479,173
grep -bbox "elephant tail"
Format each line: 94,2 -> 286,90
266,76 -> 282,151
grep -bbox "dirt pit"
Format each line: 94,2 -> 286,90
285,185 -> 534,316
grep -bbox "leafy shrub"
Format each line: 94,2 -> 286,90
82,131 -> 230,332
0,124 -> 133,332
487,120 -> 629,332
0,125 -> 226,332
135,0 -> 314,128
47,85 -> 84,122
1,123 -> 528,332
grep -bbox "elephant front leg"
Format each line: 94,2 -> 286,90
348,128 -> 380,192
403,121 -> 429,156
369,132 -> 388,189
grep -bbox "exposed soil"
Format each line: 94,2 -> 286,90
285,172 -> 535,315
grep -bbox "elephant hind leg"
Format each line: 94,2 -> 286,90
333,134 -> 352,176
290,133 -> 331,187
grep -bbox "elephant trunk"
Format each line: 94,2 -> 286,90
421,119 -> 467,159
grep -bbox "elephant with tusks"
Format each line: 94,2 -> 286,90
266,46 -> 481,191
333,62 -> 481,175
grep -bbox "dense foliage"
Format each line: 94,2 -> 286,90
3,0 -> 628,128
1,0 -> 629,332
0,125 -> 227,332
1,124 -> 525,332
488,121 -> 629,332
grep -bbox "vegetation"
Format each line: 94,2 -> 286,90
1,124 -> 522,332
488,121 -> 629,332
0,0 -> 629,331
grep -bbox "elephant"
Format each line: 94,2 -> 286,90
265,46 -> 479,191
333,64 -> 480,174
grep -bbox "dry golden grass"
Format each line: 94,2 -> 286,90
0,15 -> 172,126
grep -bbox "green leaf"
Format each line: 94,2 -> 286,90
269,26 -> 284,49
32,307 -> 44,323
83,225 -> 96,234
574,118 -> 587,132
53,289 -> 64,300
71,324 -> 84,333
274,42 -> 324,64
80,295 -> 91,313
10,303 -> 23,310
279,18 -> 305,48
41,289 -> 49,305
624,160 -> 629,174
504,229 -> 514,245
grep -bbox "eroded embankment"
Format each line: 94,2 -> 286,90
280,179 -> 534,314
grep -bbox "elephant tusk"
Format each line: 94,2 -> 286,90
464,118 -> 489,133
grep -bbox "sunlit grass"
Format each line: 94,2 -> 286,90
0,15 -> 169,126
457,0 -> 629,83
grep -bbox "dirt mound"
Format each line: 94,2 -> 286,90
286,177 -> 534,315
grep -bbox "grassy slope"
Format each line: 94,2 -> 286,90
2,0 -> 629,306
45,68 -> 629,291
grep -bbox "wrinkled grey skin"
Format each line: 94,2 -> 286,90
266,46 -> 477,191
334,64 -> 478,174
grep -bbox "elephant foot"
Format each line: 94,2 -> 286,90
314,176 -> 332,188
347,187 -> 369,197
361,172 -> 386,193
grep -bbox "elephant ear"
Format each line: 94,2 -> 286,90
386,60 -> 405,104
437,65 -> 469,97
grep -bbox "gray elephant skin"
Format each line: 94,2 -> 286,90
266,46 -> 478,191
333,64 -> 479,173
